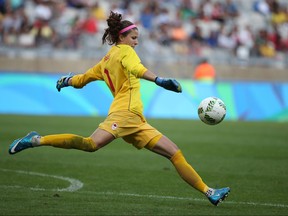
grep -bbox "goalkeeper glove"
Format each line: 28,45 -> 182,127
155,77 -> 182,93
56,73 -> 73,92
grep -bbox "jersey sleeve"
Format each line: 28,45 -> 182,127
121,46 -> 147,78
71,62 -> 103,88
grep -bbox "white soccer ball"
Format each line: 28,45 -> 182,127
198,97 -> 226,125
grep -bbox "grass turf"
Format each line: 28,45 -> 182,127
0,114 -> 288,215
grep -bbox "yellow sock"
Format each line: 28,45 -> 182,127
170,150 -> 208,194
40,134 -> 97,152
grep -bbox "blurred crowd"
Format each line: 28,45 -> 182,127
0,0 -> 288,59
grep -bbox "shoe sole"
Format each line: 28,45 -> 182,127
215,189 -> 230,206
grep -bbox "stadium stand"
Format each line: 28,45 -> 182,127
0,0 -> 287,80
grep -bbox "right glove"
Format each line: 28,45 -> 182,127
56,73 -> 73,92
155,77 -> 182,93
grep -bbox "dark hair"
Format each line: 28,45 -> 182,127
102,11 -> 136,45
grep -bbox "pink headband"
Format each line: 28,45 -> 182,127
119,24 -> 137,34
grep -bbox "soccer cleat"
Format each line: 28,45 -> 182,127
207,187 -> 230,206
9,131 -> 39,155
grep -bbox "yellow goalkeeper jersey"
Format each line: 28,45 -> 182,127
71,44 -> 148,117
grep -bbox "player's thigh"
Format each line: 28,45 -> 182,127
123,125 -> 161,149
90,128 -> 115,148
147,135 -> 179,159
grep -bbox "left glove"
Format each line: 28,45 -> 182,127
56,73 -> 73,92
155,77 -> 182,93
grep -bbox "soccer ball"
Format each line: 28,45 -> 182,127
198,97 -> 226,125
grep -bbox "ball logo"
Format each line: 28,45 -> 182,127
111,122 -> 118,130
206,100 -> 216,112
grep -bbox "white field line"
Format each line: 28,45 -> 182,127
0,168 -> 83,192
78,191 -> 288,209
1,168 -> 287,208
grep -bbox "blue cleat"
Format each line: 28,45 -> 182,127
207,187 -> 230,206
9,131 -> 39,155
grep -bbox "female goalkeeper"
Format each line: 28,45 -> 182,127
9,11 -> 230,206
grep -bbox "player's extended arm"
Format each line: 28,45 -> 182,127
56,73 -> 73,92
142,70 -> 182,93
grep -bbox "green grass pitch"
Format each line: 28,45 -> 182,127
1,114 -> 288,215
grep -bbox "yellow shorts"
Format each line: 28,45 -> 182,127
98,111 -> 162,149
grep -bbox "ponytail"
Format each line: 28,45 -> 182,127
102,11 -> 136,45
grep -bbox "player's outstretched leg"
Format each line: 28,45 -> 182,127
9,131 -> 39,155
206,187 -> 230,206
